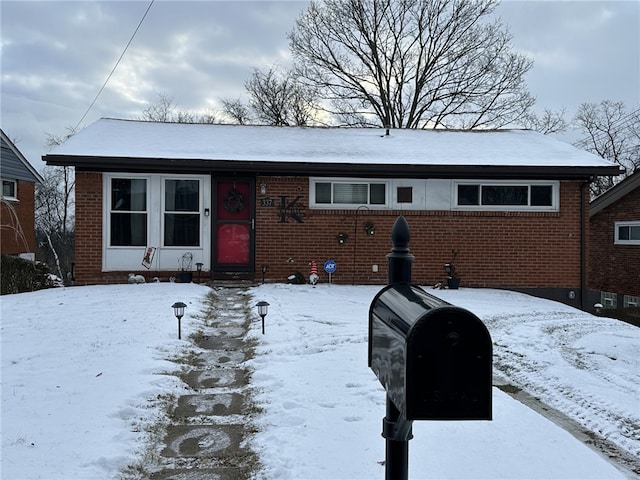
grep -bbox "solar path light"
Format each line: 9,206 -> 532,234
196,262 -> 203,284
172,302 -> 187,339
256,301 -> 269,334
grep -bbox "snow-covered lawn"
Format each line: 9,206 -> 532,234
1,283 -> 638,479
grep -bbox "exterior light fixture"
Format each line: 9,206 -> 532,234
256,300 -> 269,334
261,264 -> 269,284
260,183 -> 267,195
337,232 -> 349,244
196,262 -> 203,283
364,221 -> 375,236
172,302 -> 187,339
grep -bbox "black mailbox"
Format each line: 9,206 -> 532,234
369,282 -> 492,421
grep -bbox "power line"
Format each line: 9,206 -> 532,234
73,0 -> 155,132
573,107 -> 640,150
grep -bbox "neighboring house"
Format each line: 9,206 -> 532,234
589,170 -> 640,310
1,129 -> 44,260
44,118 -> 620,308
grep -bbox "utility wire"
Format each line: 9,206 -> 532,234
573,107 -> 640,149
73,0 -> 155,132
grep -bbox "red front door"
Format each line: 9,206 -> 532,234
213,180 -> 254,274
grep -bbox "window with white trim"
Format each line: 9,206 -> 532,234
110,178 -> 147,246
614,221 -> 640,245
2,179 -> 17,200
163,179 -> 200,246
311,178 -> 387,208
455,181 -> 558,211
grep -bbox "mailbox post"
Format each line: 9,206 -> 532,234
382,216 -> 414,480
369,216 -> 492,480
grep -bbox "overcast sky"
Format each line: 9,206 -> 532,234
1,0 -> 639,170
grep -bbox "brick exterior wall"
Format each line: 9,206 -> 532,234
74,172 -> 588,293
256,177 -> 586,289
0,180 -> 36,255
74,171 -> 106,283
589,185 -> 640,298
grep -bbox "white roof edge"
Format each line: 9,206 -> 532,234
590,171 -> 640,216
47,118 -> 618,170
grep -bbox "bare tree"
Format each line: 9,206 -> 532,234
221,98 -> 253,125
40,129 -> 77,282
199,108 -> 219,124
289,0 -> 534,129
35,165 -> 75,283
521,108 -> 568,135
573,101 -> 639,196
245,67 -> 320,126
141,92 -> 219,124
141,92 -> 179,122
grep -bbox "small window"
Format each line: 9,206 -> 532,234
601,292 -> 617,309
110,178 -> 147,246
624,295 -> 639,308
2,179 -> 17,200
615,222 -> 640,245
311,179 -> 387,207
531,185 -> 553,206
458,185 -> 479,205
315,183 -> 332,204
397,187 -> 413,203
370,184 -> 386,204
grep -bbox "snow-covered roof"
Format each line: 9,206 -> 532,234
590,170 -> 640,216
45,118 -> 620,177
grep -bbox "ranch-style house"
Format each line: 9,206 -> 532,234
44,118 -> 620,309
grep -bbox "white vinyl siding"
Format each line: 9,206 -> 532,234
310,178 -> 560,212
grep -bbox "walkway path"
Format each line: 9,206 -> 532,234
149,286 -> 260,480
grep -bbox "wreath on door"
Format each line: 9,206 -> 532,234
223,188 -> 245,213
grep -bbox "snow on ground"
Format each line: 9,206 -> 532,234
1,283 -> 210,479
1,282 -> 638,479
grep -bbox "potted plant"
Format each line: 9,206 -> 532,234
444,250 -> 460,289
178,252 -> 193,283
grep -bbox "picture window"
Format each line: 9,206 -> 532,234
455,182 -> 557,210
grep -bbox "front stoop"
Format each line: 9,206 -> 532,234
147,287 -> 260,480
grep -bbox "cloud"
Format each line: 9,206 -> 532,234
1,0 -> 637,168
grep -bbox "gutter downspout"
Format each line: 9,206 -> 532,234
580,178 -> 593,310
